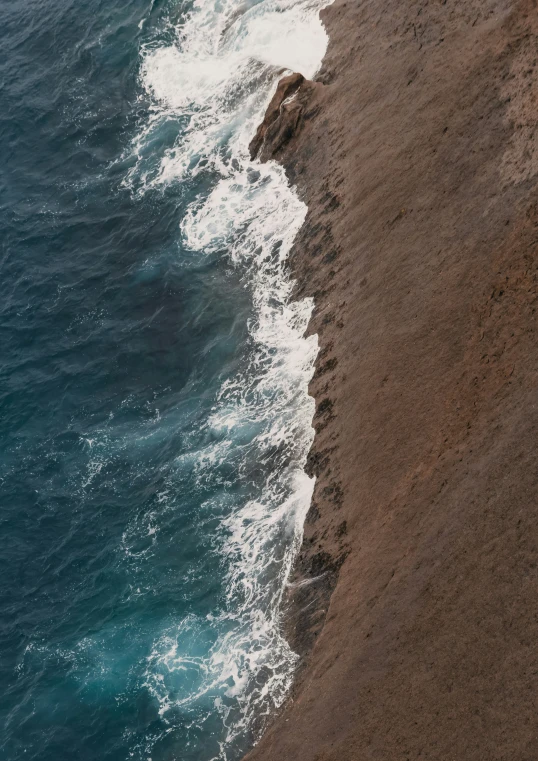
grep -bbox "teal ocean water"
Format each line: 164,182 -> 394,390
0,1 -> 328,759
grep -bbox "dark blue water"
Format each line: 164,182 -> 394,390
0,1 -> 325,759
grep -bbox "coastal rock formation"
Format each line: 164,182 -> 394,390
248,0 -> 538,759
249,72 -> 319,162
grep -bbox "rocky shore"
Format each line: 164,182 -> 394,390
247,0 -> 538,758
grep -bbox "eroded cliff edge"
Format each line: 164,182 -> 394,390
248,0 -> 538,759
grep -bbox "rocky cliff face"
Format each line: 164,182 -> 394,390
247,0 -> 538,760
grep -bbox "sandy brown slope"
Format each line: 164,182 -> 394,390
246,0 -> 538,759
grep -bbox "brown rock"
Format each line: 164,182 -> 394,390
249,72 -> 306,161
247,0 -> 538,759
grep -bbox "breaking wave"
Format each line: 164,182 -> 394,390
126,0 -> 330,756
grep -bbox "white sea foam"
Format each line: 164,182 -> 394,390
130,0 -> 331,757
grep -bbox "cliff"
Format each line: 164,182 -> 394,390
248,0 -> 538,759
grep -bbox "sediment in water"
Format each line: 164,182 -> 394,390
248,0 -> 538,758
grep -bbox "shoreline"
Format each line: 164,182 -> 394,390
248,0 -> 538,758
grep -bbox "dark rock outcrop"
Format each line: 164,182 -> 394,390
249,72 -> 317,162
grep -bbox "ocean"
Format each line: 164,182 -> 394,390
0,1 -> 328,759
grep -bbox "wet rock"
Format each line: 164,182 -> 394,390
249,72 -> 308,161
